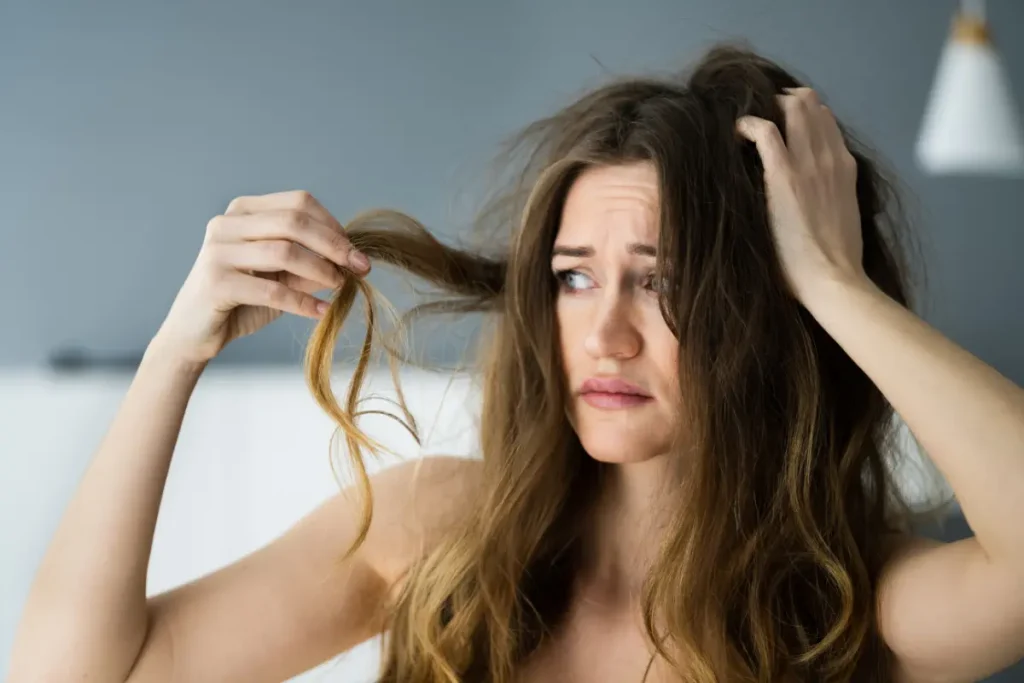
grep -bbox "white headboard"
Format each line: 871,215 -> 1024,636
0,364 -> 950,681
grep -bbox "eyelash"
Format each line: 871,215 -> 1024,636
553,269 -> 660,294
554,269 -> 589,292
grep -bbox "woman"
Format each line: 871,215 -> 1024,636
11,43 -> 1024,683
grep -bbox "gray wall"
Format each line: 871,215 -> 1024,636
2,0 -> 1022,379
2,0 -> 1023,679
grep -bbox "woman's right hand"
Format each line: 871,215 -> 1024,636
151,190 -> 370,365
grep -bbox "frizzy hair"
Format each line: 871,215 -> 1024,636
301,42 -> 947,682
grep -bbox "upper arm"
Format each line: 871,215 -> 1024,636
877,534 -> 1024,683
126,455 -> 481,683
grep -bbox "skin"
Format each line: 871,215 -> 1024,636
553,162 -> 681,467
519,161 -> 683,681
12,88 -> 1024,683
551,163 -> 688,584
525,91 -> 1024,681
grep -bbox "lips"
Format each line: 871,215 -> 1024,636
578,377 -> 653,410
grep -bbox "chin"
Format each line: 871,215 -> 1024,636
576,424 -> 669,464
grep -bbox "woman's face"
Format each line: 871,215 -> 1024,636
553,161 -> 681,464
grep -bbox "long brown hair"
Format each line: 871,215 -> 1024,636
303,42 -> 950,682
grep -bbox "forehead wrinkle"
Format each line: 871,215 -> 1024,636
557,163 -> 662,247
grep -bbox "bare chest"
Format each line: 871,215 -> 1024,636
515,606 -> 676,683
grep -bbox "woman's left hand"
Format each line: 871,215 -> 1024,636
736,87 -> 867,300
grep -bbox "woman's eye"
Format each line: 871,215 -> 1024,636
555,269 -> 594,292
641,272 -> 663,294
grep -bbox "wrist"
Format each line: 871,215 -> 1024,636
796,268 -> 880,312
142,337 -> 210,378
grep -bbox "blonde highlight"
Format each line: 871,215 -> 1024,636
300,42 -> 950,682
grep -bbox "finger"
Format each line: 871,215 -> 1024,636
217,240 -> 345,291
776,92 -> 820,166
816,103 -> 854,164
783,88 -> 857,173
225,190 -> 339,231
784,87 -> 841,159
736,116 -> 790,176
222,190 -> 370,272
206,210 -> 370,274
278,271 -> 341,295
783,86 -> 821,107
219,270 -> 328,319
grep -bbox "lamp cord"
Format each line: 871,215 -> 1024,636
961,0 -> 986,21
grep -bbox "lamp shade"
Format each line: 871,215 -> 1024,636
915,12 -> 1024,176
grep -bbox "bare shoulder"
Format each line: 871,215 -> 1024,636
125,455 -> 481,683
359,455 -> 483,583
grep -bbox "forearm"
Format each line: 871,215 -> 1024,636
9,340 -> 207,682
801,274 -> 1024,566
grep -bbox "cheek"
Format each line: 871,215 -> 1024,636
645,315 -> 681,391
658,343 -> 680,396
556,297 -> 584,364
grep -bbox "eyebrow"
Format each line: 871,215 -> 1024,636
551,243 -> 657,258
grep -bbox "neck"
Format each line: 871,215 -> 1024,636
579,455 -> 676,608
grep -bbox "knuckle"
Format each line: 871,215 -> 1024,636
225,196 -> 249,214
779,94 -> 800,111
799,87 -> 820,105
268,240 -> 297,262
327,227 -> 350,252
290,190 -> 314,210
205,214 -> 226,236
261,279 -> 289,305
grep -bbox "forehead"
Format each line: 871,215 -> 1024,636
556,162 -> 661,244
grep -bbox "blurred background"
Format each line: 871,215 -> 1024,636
2,0 -> 1022,680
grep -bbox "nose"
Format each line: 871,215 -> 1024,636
583,290 -> 641,360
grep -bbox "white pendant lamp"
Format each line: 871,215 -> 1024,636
915,0 -> 1024,176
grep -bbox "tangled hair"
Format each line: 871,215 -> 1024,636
303,42 -> 951,682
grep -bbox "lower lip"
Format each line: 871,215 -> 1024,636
580,392 -> 653,409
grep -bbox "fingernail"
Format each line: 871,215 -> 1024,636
317,301 -> 330,314
350,250 -> 370,271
